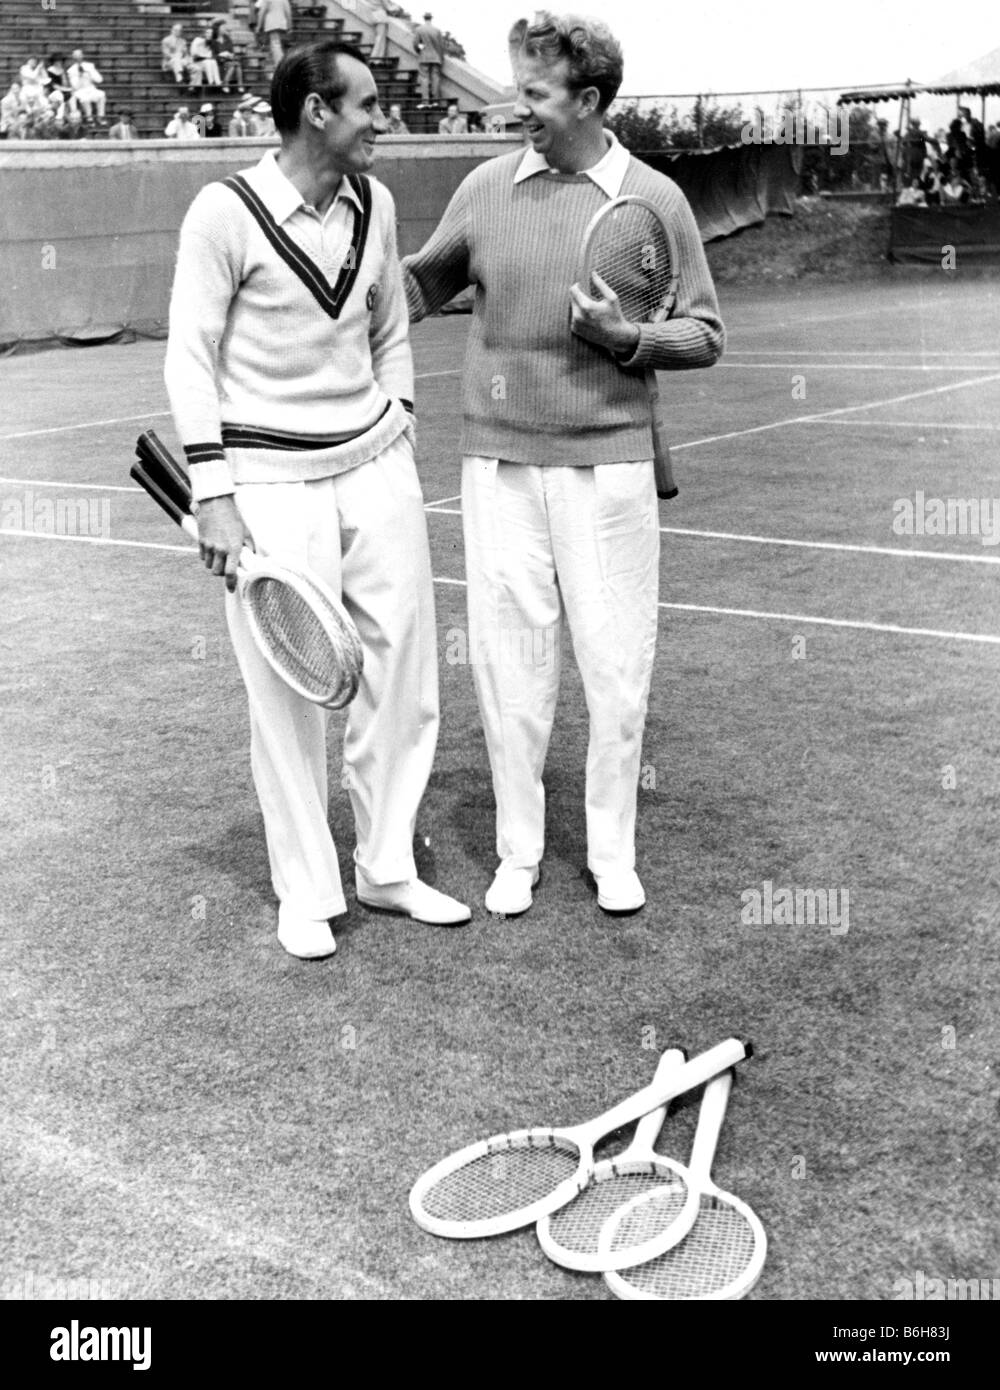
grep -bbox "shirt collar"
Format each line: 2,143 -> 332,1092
251,150 -> 364,226
512,128 -> 629,197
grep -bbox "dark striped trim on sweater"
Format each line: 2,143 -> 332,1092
221,401 -> 390,452
221,172 -> 373,320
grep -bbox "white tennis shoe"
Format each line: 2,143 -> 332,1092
484,862 -> 540,916
277,905 -> 338,959
355,869 -> 471,925
594,869 -> 646,914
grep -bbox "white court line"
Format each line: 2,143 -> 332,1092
718,363 -> 1000,373
660,526 -> 1000,565
4,529 -> 997,644
424,508 -> 1000,566
414,369 -> 461,379
0,528 -> 188,553
0,476 -> 140,491
0,410 -> 171,442
672,373 -> 1000,451
660,602 -> 1000,645
808,419 -> 1000,431
725,349 -> 1000,359
423,493 -> 461,508
0,478 -> 465,505
430,574 -> 1000,645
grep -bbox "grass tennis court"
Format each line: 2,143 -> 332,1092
2,275 -> 999,1301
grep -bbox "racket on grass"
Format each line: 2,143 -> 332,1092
600,1067 -> 767,1300
535,1046 -> 692,1272
580,195 -> 679,500
131,441 -> 363,710
408,1036 -> 751,1239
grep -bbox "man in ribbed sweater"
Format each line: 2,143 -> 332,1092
403,12 -> 725,917
164,41 -> 471,960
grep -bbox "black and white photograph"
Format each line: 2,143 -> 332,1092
1,0 -> 998,1342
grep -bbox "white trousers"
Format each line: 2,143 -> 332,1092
225,435 -> 439,918
461,458 -> 660,877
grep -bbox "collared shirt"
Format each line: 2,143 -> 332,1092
512,128 -> 630,198
250,149 -> 362,283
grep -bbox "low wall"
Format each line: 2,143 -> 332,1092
0,135 -> 519,346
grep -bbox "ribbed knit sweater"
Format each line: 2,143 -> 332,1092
164,153 -> 413,501
403,145 -> 725,466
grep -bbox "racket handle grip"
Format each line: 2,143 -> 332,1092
588,1037 -> 751,1142
180,514 -> 200,543
654,447 -> 678,500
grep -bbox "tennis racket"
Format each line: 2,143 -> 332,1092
600,1067 -> 767,1300
580,195 -> 679,500
131,441 -> 363,710
408,1036 -> 751,1239
535,1046 -> 692,1272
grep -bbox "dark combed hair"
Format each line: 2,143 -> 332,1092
270,40 -> 371,136
508,11 -> 623,113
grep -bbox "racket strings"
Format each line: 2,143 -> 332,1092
417,1140 -> 580,1224
614,1194 -> 758,1298
247,577 -> 356,705
546,1170 -> 685,1257
589,206 -> 673,323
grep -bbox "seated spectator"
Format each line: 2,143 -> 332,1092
250,100 -> 275,137
940,162 -> 971,205
58,108 -> 87,140
30,107 -> 60,140
45,54 -> 72,103
896,178 -> 927,207
189,28 -> 223,90
67,49 -> 107,124
209,19 -> 244,93
438,102 -> 467,134
228,93 -> 257,137
920,156 -> 943,206
19,57 -> 48,99
1,82 -> 23,138
386,102 -> 409,133
164,105 -> 201,140
198,102 -> 223,137
161,24 -> 190,86
109,109 -> 139,140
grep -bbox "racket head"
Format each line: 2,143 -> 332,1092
536,1153 -> 692,1272
239,559 -> 363,710
535,1045 -> 691,1272
602,1183 -> 768,1300
409,1127 -> 592,1238
580,195 -> 679,325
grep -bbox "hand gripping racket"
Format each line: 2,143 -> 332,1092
535,1046 -> 693,1273
580,194 -> 680,500
408,1036 -> 751,1239
131,435 -> 363,710
600,1067 -> 768,1300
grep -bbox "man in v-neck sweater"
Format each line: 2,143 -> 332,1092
164,41 -> 471,960
403,11 -> 725,918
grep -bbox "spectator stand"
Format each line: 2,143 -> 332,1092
837,80 -> 1000,262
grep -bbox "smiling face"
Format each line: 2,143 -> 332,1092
311,54 -> 386,175
511,54 -> 595,167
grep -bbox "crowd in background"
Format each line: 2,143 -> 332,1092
1,5 -> 486,142
1,50 -> 108,139
896,108 -> 1000,207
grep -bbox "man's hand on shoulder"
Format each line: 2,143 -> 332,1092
569,271 -> 640,356
196,495 -> 252,592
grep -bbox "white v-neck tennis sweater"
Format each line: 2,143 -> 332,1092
164,154 -> 414,502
